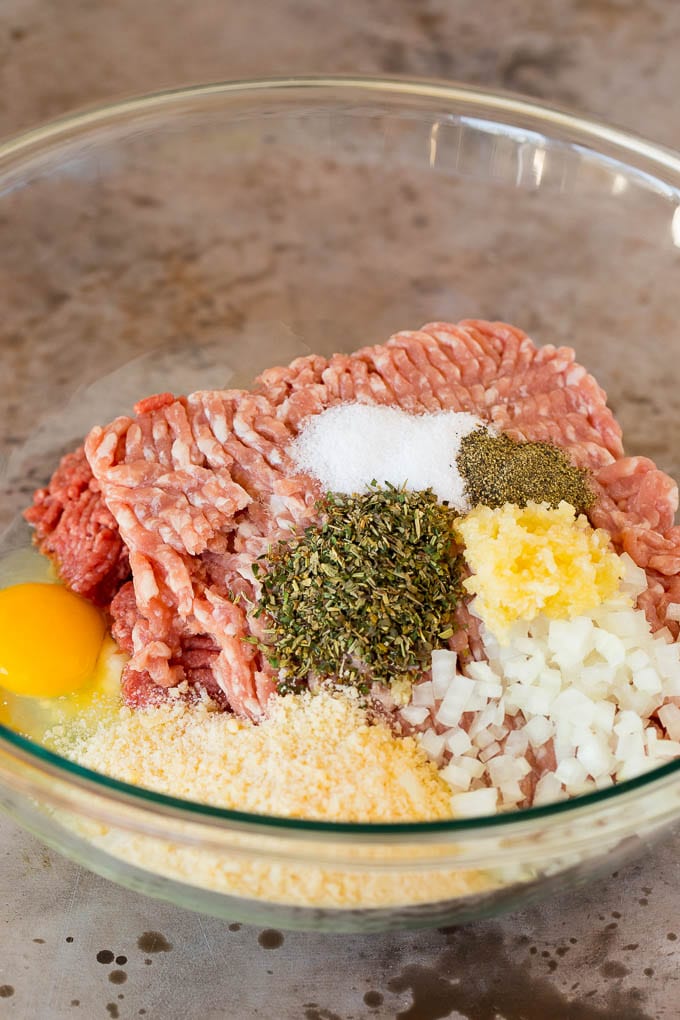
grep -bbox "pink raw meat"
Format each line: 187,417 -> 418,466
25,319 -> 680,715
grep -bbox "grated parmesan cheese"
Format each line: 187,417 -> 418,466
45,690 -> 504,908
49,690 -> 454,823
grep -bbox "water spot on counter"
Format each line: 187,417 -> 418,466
638,898 -> 648,906
623,944 -> 639,951
555,946 -> 570,957
108,971 -> 127,985
97,950 -> 115,965
130,193 -> 161,209
117,994 -> 124,1000
379,39 -> 408,74
228,923 -> 241,932
644,968 -> 654,977
66,937 -> 74,943
266,970 -> 273,976
0,986 -> 15,998
667,932 -> 677,941
547,960 -> 558,973
137,932 -> 172,953
71,1001 -> 79,1008
143,959 -> 152,966
388,964 -> 471,1019
115,956 -> 127,966
541,950 -> 551,958
642,886 -> 652,894
605,922 -> 618,931
364,991 -> 384,1008
600,961 -> 630,979
105,1006 -> 119,1019
385,925 -> 655,1020
303,1008 -> 342,1020
569,937 -> 578,944
611,911 -> 622,919
258,929 -> 284,950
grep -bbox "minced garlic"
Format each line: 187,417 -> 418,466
49,690 -> 454,823
457,501 -> 622,640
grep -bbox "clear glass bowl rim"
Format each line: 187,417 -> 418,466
1,73 -> 679,841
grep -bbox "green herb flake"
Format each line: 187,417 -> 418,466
252,484 -> 462,691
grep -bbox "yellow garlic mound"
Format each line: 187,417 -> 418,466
457,501 -> 623,641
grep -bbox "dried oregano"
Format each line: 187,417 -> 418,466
251,484 -> 462,692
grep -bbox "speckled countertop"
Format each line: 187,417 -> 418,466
1,2 -> 680,1018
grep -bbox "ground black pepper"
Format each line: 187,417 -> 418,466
457,430 -> 594,513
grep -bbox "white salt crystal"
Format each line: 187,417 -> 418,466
289,402 -> 484,507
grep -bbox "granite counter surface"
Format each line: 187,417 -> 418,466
1,2 -> 679,1018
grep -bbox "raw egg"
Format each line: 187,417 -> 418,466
0,582 -> 106,698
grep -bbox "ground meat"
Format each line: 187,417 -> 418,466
24,319 -> 680,715
110,582 -> 228,709
24,447 -> 130,606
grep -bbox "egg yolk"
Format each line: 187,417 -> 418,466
0,582 -> 106,698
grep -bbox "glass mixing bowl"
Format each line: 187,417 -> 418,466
1,77 -> 680,933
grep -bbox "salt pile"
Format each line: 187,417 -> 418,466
290,402 -> 484,508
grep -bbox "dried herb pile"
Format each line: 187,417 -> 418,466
253,484 -> 461,691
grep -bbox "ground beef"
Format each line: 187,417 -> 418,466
24,447 -> 130,606
24,319 -> 680,715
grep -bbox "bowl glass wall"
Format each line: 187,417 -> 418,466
1,78 -> 680,931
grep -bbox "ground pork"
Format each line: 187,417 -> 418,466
24,319 -> 680,716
